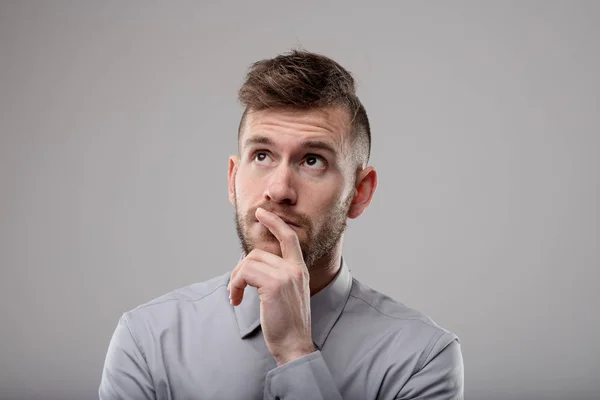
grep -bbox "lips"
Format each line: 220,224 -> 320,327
255,213 -> 300,227
274,214 -> 300,227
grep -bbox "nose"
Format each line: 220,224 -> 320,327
264,164 -> 297,205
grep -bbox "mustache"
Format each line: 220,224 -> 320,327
245,203 -> 311,227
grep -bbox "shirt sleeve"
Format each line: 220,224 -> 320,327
264,350 -> 342,400
395,335 -> 464,400
99,314 -> 156,400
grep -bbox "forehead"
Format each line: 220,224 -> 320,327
240,107 -> 351,153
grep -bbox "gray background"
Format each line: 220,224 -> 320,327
1,1 -> 598,399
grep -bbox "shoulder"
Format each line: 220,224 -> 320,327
348,278 -> 453,331
136,271 -> 230,308
121,270 -> 231,333
347,278 -> 460,369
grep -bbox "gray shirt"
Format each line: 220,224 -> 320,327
99,257 -> 464,400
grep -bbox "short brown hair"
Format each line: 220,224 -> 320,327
237,50 -> 371,168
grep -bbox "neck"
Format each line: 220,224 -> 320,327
308,238 -> 344,296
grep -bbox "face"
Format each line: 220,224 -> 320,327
228,107 -> 360,270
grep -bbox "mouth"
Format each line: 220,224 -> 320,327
255,216 -> 300,228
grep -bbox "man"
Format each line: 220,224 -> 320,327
99,50 -> 464,400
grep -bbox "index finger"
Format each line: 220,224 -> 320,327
255,207 -> 304,264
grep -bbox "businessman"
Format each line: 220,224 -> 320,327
99,49 -> 464,399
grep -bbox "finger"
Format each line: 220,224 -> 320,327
227,255 -> 252,302
244,248 -> 287,266
228,258 -> 245,291
229,259 -> 278,306
255,208 -> 304,264
227,249 -> 281,293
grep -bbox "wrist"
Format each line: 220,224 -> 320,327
274,344 -> 317,366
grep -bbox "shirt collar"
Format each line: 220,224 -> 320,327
232,255 -> 353,350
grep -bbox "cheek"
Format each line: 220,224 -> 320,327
235,169 -> 259,196
306,187 -> 345,217
235,173 -> 265,213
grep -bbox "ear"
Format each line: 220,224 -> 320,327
228,155 -> 239,206
347,166 -> 377,219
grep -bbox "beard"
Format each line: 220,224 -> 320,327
234,189 -> 354,271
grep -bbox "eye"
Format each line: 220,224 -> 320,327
303,154 -> 327,169
253,151 -> 272,164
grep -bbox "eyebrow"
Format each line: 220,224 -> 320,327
243,136 -> 338,156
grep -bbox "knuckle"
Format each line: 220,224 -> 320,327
291,267 -> 304,280
242,259 -> 256,271
230,270 -> 242,283
248,248 -> 268,261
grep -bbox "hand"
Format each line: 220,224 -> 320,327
227,207 -> 316,365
